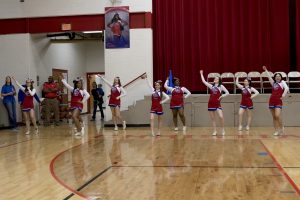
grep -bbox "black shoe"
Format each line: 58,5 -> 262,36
55,122 -> 60,126
90,119 -> 96,121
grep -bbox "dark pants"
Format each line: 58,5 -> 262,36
92,100 -> 104,119
44,98 -> 60,124
4,101 -> 17,128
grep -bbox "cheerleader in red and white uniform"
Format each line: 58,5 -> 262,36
164,77 -> 191,132
12,77 -> 38,135
262,66 -> 289,136
97,75 -> 127,131
200,70 -> 229,136
61,77 -> 90,136
235,76 -> 259,131
142,74 -> 169,136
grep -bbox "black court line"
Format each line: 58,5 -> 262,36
111,165 -> 277,169
63,166 -> 112,200
282,167 -> 300,169
0,139 -> 33,149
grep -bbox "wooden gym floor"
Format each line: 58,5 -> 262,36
1,116 -> 300,200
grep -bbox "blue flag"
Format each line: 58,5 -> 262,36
167,69 -> 174,94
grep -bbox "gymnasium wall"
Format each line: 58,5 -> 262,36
0,0 -> 152,19
115,94 -> 300,127
0,0 -> 153,124
0,33 -> 105,124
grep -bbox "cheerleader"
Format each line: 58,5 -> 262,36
12,77 -> 38,135
164,77 -> 191,131
262,66 -> 289,136
235,76 -> 259,131
61,77 -> 90,136
142,74 -> 169,136
200,70 -> 229,136
97,75 -> 127,131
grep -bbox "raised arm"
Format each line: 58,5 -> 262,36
97,74 -> 113,88
282,81 -> 289,98
164,79 -> 174,92
235,77 -> 243,90
199,70 -> 213,89
142,74 -> 154,92
262,66 -> 274,86
182,87 -> 191,99
250,87 -> 259,99
61,79 -> 74,92
12,77 -> 26,92
82,90 -> 90,103
160,92 -> 170,104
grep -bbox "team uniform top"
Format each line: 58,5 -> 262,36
146,78 -> 169,115
235,80 -> 259,109
269,81 -> 289,109
15,81 -> 36,111
164,80 -> 191,109
61,79 -> 90,111
99,76 -> 127,107
201,78 -> 229,111
239,87 -> 259,109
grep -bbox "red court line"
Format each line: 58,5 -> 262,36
49,143 -> 90,200
260,140 -> 300,196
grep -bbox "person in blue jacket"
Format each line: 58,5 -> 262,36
1,76 -> 17,129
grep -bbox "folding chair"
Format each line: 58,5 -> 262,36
221,72 -> 235,93
288,71 -> 300,93
248,71 -> 262,93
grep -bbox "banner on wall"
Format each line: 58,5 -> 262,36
105,6 -> 130,49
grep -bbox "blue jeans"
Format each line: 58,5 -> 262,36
4,101 -> 17,128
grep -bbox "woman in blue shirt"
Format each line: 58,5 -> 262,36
1,76 -> 17,129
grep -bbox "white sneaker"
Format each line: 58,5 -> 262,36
174,127 -> 179,131
151,131 -> 155,137
25,131 -> 30,135
114,126 -> 118,131
75,131 -> 82,136
245,126 -> 250,131
212,131 -> 217,136
183,126 -> 187,131
273,131 -> 279,136
123,121 -> 126,130
280,127 -> 284,135
238,125 -> 243,131
221,129 -> 225,136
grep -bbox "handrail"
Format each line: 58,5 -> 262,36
106,72 -> 146,98
123,72 -> 146,88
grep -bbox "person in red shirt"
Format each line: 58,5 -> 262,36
43,76 -> 60,126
